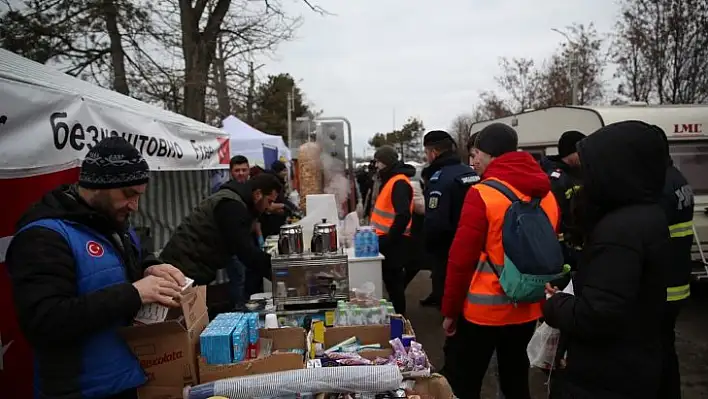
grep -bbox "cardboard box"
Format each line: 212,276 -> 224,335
324,324 -> 393,359
412,374 -> 454,399
198,327 -> 307,383
122,285 -> 208,399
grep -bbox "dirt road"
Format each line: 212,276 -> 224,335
405,271 -> 708,398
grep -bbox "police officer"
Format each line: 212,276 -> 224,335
420,130 -> 479,307
539,130 -> 586,269
656,126 -> 694,399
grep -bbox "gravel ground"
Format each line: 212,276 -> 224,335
404,271 -> 708,399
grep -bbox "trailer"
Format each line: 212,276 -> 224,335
470,104 -> 708,280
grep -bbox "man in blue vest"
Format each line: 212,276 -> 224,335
420,130 -> 479,308
6,136 -> 187,399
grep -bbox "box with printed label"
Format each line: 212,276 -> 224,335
121,285 -> 208,399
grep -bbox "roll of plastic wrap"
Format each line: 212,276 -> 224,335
184,365 -> 402,399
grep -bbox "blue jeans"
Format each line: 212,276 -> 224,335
225,256 -> 246,307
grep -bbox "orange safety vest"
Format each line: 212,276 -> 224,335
462,177 -> 560,326
371,174 -> 414,236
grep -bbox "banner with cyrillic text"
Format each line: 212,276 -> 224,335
0,78 -> 230,176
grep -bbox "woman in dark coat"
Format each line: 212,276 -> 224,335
543,121 -> 671,399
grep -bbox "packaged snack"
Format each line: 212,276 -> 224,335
336,357 -> 373,366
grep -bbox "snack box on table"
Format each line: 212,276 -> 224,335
316,315 -> 416,361
198,326 -> 308,383
121,286 -> 208,399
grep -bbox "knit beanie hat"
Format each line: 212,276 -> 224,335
423,130 -> 454,147
78,136 -> 150,189
374,145 -> 399,167
475,123 -> 518,157
557,130 -> 587,158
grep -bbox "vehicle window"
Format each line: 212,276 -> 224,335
521,147 -> 546,161
670,143 -> 708,195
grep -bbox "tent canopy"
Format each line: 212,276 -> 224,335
0,48 -> 230,176
223,115 -> 291,168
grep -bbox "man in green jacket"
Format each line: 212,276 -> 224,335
160,173 -> 282,289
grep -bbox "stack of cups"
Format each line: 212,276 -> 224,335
264,313 -> 279,329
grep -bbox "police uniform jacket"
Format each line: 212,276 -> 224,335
422,152 -> 479,258
540,156 -> 582,239
660,163 -> 695,301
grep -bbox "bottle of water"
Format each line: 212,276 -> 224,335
366,227 -> 379,257
354,228 -> 365,257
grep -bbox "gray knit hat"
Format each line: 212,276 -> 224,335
374,145 -> 399,167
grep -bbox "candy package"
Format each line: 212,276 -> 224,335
326,352 -> 362,360
336,357 -> 373,365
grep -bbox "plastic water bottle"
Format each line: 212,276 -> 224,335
354,228 -> 365,257
366,227 -> 379,257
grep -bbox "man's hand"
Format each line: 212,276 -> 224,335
442,317 -> 457,337
145,264 -> 186,287
268,203 -> 286,214
133,276 -> 181,307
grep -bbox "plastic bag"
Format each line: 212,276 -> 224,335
526,322 -> 560,369
342,212 -> 360,248
529,280 -> 574,369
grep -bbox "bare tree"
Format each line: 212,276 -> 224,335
614,0 -> 708,104
449,113 -> 476,152
495,57 -> 541,112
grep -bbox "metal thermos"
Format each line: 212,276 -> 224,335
278,224 -> 304,255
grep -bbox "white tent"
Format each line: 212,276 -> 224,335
223,115 -> 291,167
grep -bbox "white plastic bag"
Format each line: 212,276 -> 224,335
528,280 -> 574,369
527,322 -> 560,369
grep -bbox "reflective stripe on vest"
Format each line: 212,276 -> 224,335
371,174 -> 413,236
669,221 -> 693,238
564,184 -> 582,199
667,283 -> 690,302
462,178 -> 560,326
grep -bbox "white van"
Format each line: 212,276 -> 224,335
470,104 -> 708,280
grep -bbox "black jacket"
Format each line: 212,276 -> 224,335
540,155 -> 582,233
543,121 -> 670,398
660,164 -> 695,294
5,185 -> 158,397
376,162 -> 415,250
421,151 -> 478,257
259,171 -> 298,238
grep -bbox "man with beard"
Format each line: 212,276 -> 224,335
6,136 -> 186,399
540,130 -> 586,269
260,160 -> 297,238
420,130 -> 478,308
160,173 -> 281,297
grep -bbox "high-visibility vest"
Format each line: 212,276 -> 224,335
462,178 -> 560,326
371,174 -> 413,236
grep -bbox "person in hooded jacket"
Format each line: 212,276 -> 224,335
420,130 -> 479,307
442,124 -> 558,399
370,145 -> 415,315
260,160 -> 299,238
540,130 -> 586,269
543,120 -> 670,399
6,137 -> 187,399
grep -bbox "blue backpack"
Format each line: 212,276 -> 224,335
482,180 -> 568,302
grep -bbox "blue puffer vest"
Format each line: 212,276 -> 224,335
19,218 -> 146,399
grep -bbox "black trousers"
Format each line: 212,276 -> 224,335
380,236 -> 410,316
442,317 -> 536,399
659,300 -> 682,399
430,253 -> 447,301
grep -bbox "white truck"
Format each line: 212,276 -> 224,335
469,104 -> 708,280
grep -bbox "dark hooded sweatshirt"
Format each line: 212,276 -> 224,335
543,121 -> 670,399
5,185 -> 159,399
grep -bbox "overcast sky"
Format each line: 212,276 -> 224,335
258,0 -> 621,156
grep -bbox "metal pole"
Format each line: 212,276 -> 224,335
316,117 -> 355,211
286,91 -> 293,147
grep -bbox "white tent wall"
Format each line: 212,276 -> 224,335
132,170 -> 211,251
223,115 -> 291,167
